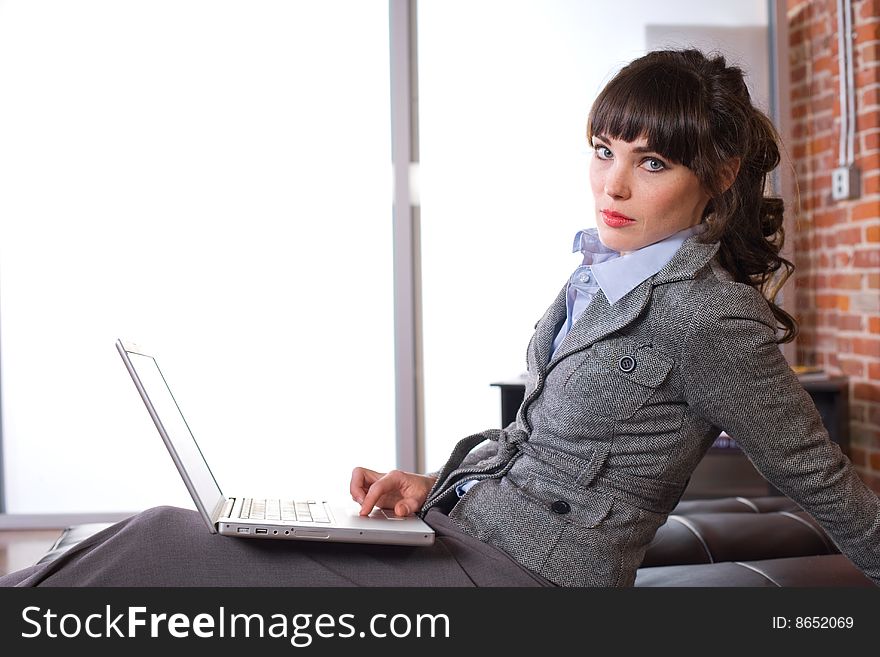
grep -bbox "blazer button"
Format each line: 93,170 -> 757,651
618,355 -> 636,373
550,500 -> 571,514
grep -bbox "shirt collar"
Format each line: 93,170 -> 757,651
571,223 -> 706,305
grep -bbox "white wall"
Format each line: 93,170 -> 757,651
417,0 -> 770,470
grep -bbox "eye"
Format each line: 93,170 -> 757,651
594,144 -> 613,160
642,157 -> 666,172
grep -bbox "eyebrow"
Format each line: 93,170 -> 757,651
593,135 -> 662,156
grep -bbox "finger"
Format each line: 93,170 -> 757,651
349,467 -> 366,503
359,476 -> 394,516
349,467 -> 380,504
394,499 -> 416,517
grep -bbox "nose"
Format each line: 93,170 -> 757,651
603,163 -> 631,200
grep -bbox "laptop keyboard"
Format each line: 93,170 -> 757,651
239,498 -> 331,523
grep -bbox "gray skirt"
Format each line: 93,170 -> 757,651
0,506 -> 555,587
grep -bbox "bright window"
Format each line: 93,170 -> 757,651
0,0 -> 395,513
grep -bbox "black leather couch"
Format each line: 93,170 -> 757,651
635,496 -> 872,586
37,496 -> 874,586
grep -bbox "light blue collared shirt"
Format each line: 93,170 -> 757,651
550,223 -> 706,360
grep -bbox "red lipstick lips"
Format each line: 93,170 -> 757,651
601,210 -> 636,228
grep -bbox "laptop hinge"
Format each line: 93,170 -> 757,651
214,497 -> 234,524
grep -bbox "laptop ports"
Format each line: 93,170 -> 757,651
255,528 -> 269,535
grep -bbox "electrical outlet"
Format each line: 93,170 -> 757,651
831,165 -> 860,201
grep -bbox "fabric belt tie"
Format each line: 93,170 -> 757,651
421,428 -> 528,515
422,426 -> 684,517
591,470 -> 687,515
487,427 -> 529,448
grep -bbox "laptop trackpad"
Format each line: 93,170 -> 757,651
371,508 -> 407,520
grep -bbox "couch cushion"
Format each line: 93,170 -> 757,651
735,554 -> 873,587
641,510 -> 836,567
635,554 -> 872,587
672,495 -> 801,515
636,560 -> 776,586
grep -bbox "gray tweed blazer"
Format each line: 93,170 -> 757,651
421,234 -> 880,587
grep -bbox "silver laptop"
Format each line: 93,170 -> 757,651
116,339 -> 434,546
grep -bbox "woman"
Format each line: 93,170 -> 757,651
3,49 -> 879,587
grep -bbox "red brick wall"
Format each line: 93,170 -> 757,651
788,0 -> 880,491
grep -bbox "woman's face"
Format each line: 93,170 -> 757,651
589,134 -> 711,255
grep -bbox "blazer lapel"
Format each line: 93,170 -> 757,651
532,285 -> 568,371
542,236 -> 721,369
547,279 -> 652,366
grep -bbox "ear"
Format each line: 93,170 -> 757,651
720,157 -> 741,193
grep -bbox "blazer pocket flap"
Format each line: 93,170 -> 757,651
521,442 -> 609,488
596,340 -> 672,388
522,474 -> 614,529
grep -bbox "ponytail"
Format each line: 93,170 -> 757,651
697,89 -> 798,343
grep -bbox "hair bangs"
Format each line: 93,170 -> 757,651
587,63 -> 709,168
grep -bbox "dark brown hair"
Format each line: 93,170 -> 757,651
587,49 -> 797,343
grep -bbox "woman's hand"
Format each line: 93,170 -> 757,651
349,467 -> 437,517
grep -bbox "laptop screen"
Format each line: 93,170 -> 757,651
122,346 -> 225,519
